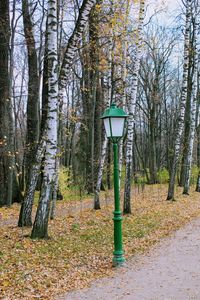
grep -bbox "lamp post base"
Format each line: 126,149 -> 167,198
112,212 -> 125,267
112,251 -> 125,267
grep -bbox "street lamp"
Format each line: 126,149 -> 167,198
101,103 -> 128,266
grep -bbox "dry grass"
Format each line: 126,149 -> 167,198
0,184 -> 200,299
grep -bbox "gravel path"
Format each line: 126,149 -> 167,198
61,217 -> 200,300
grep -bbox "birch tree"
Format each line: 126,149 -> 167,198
118,0 -> 130,184
31,0 -> 99,237
18,13 -> 50,227
183,7 -> 198,195
59,0 -> 97,90
93,0 -> 119,208
18,139 -> 46,227
167,0 -> 192,200
31,0 -> 58,239
94,137 -> 108,209
123,0 -> 145,214
18,0 -> 97,227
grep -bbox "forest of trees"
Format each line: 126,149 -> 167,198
0,0 -> 199,239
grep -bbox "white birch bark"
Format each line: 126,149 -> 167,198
57,0 -> 97,195
167,0 -> 192,200
118,0 -> 130,186
18,139 -> 46,227
58,1 -> 97,162
183,13 -> 198,195
31,0 -> 58,238
123,0 -> 145,213
50,157 -> 59,219
18,0 -> 97,227
59,0 -> 97,90
94,137 -> 108,209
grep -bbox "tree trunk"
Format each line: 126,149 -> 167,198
50,157 -> 59,220
167,0 -> 192,200
148,98 -> 159,184
31,0 -> 58,239
59,0 -> 97,88
179,20 -> 194,187
118,0 -> 130,184
10,0 -> 22,204
123,0 -> 145,213
18,0 -> 97,226
107,140 -> 112,190
18,139 -> 46,227
196,171 -> 200,192
22,0 -> 40,186
0,0 -> 13,207
94,137 -> 108,209
93,29 -> 113,207
183,14 -> 198,195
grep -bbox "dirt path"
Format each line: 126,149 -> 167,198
0,195 -> 113,227
60,217 -> 200,300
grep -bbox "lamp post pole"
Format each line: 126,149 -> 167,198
112,142 -> 125,266
100,103 -> 127,266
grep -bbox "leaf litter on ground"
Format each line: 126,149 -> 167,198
0,184 -> 200,299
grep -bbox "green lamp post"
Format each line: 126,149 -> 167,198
101,103 -> 128,266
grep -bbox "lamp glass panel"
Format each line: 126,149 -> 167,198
104,118 -> 112,137
110,117 -> 125,137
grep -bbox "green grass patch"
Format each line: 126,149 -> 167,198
58,167 -> 90,202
